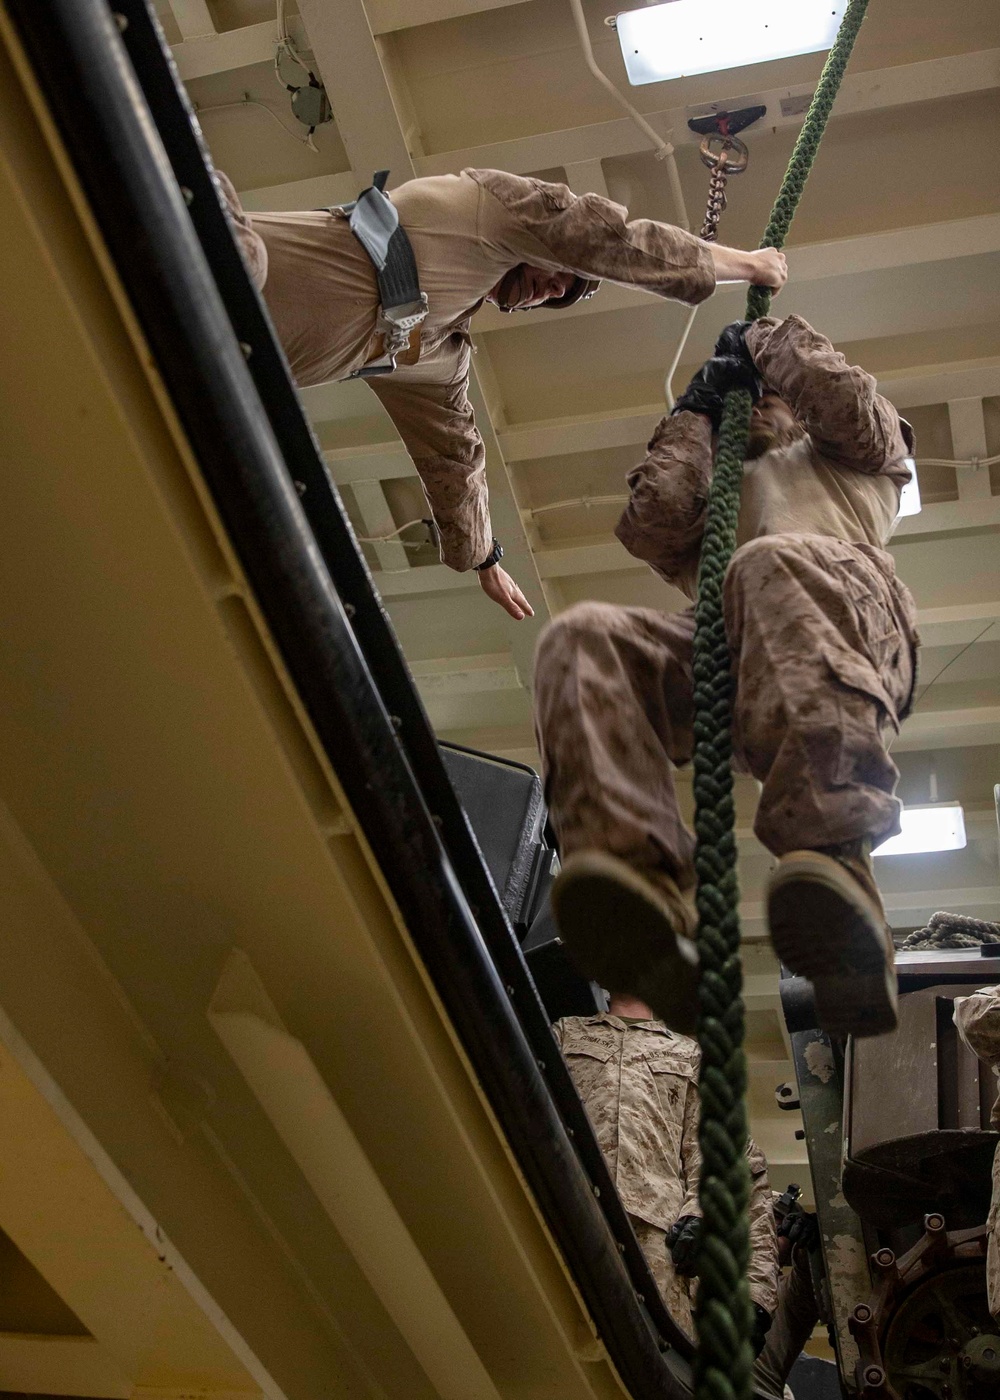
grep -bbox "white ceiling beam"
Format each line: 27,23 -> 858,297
396,602 -> 999,712
534,540 -> 629,580
414,656 -> 525,731
349,480 -> 410,570
894,497 -> 1000,539
880,361 -> 1000,412
500,407 -> 660,463
322,359 -> 1000,483
167,0 -> 215,42
917,601 -> 1000,650
238,171 -> 359,213
498,361 -> 1000,464
374,563 -> 474,597
530,513 -> 1000,579
563,158 -> 610,200
415,49 -> 1000,178
323,444 -> 415,485
364,0 -> 533,36
473,212 -> 1000,332
173,17 -> 308,82
948,397 -> 993,502
177,40 -> 999,195
377,508 -> 1000,595
410,653 -> 521,695
297,0 -> 412,182
894,705 -> 1000,753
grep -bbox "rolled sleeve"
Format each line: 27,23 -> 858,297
745,315 -> 911,482
615,411 -> 713,594
368,334 -> 492,572
469,168 -> 716,306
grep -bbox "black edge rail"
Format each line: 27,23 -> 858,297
3,1 -> 717,1392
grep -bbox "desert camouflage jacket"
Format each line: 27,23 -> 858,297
553,1014 -> 779,1314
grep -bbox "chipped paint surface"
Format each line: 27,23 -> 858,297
788,1026 -> 866,1387
804,1039 -> 835,1084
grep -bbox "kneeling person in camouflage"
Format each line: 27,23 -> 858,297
535,315 -> 919,1040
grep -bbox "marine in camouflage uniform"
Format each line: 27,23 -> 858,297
217,167 -> 784,617
954,986 -> 1000,1319
536,315 -> 919,1041
551,1010 -> 779,1340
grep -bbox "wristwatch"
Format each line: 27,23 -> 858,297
474,538 -> 504,572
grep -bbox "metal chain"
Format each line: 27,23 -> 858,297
698,132 -> 749,243
700,155 -> 729,242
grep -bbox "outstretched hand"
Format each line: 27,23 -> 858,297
747,247 -> 787,293
478,564 -> 535,621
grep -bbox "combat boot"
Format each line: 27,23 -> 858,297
766,839 -> 897,1038
550,851 -> 701,1036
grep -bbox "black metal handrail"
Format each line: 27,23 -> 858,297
3,1 -> 712,1392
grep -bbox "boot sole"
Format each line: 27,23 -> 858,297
767,854 -> 897,1039
550,852 -> 700,1036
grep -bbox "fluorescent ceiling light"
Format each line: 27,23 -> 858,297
896,458 -> 921,518
873,803 -> 967,857
615,0 -> 847,86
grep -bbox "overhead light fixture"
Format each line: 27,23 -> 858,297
873,803 -> 967,857
896,457 -> 921,518
614,0 -> 848,86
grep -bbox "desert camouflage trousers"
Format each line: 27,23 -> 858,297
630,1216 -> 697,1340
753,1247 -> 820,1398
534,534 -> 919,879
634,1215 -> 806,1398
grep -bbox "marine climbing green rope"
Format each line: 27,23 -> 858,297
691,4 -> 871,1398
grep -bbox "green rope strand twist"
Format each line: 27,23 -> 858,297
691,6 -> 871,1400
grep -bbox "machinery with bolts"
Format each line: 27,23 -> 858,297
782,950 -> 1000,1398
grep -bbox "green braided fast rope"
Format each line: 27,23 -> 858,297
690,5 -> 870,1400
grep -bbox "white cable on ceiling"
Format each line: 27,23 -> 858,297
355,517 -> 430,546
566,0 -> 697,410
195,96 -> 320,151
567,0 -> 689,231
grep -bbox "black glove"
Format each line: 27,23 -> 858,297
750,1303 -> 773,1358
713,319 -> 753,361
672,344 -> 763,431
713,320 -> 764,400
666,1215 -> 701,1276
779,1209 -> 820,1252
671,363 -> 726,430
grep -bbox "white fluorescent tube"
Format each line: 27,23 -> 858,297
873,803 -> 967,857
896,458 -> 921,518
616,0 -> 847,86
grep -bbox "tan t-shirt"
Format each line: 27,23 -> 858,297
223,167 -> 716,569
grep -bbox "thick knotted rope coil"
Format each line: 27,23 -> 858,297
899,911 -> 1000,951
691,5 -> 871,1397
